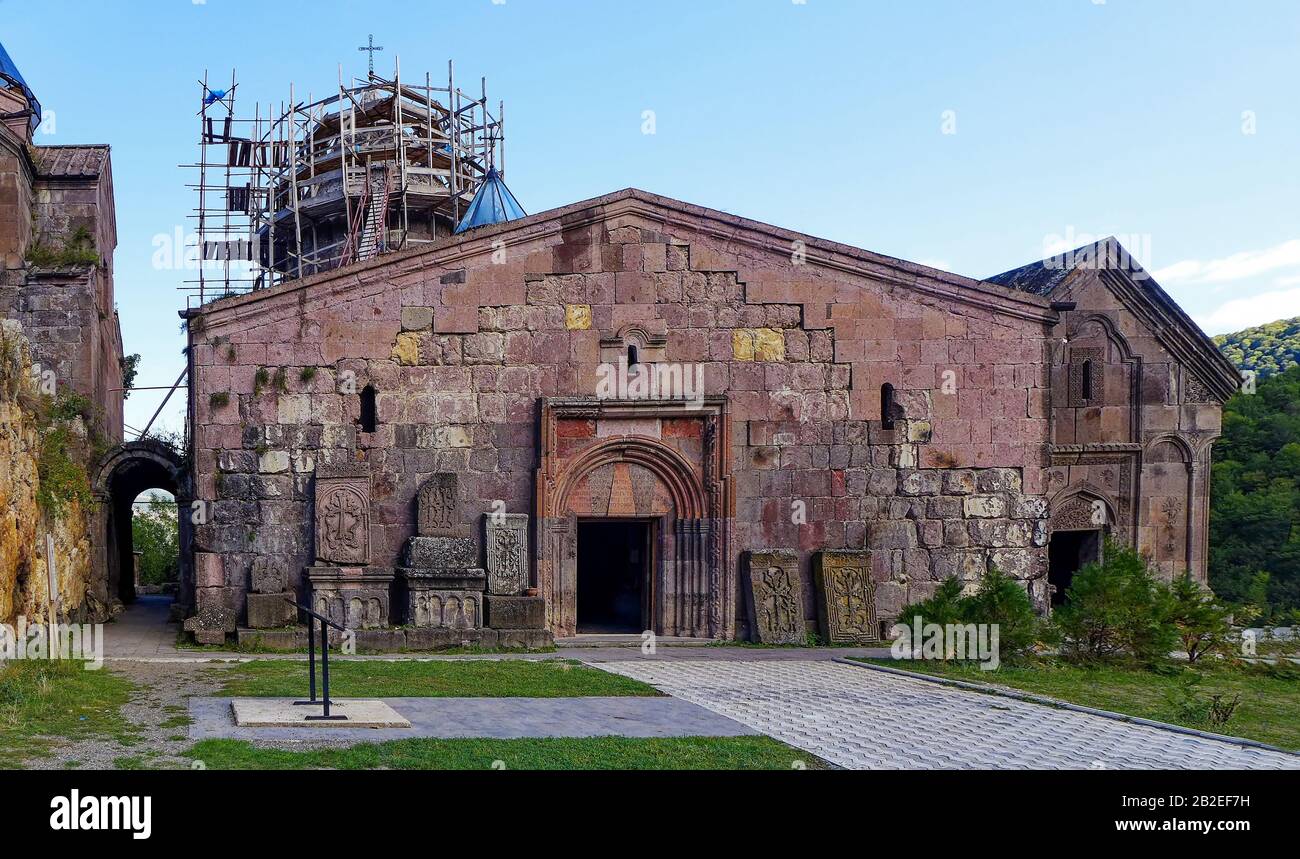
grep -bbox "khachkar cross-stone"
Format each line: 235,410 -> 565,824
813,551 -> 878,644
485,513 -> 529,596
358,34 -> 384,76
314,467 -> 372,565
744,550 -> 806,645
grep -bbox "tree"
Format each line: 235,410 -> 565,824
132,492 -> 179,586
1053,538 -> 1176,665
1164,573 -> 1233,663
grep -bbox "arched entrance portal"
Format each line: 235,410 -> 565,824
536,398 -> 733,639
91,440 -> 192,613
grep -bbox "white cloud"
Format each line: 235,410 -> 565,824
1195,287 -> 1300,335
1153,239 -> 1300,286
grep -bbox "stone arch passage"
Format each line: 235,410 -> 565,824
91,440 -> 193,613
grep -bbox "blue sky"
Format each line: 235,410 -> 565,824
6,0 -> 1299,437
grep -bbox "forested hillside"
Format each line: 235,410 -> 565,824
1215,316 -> 1300,380
1210,364 -> 1300,620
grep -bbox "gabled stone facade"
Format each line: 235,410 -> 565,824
185,189 -> 1238,644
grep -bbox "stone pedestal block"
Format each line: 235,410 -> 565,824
485,595 -> 546,630
306,566 -> 394,629
245,592 -> 297,629
399,569 -> 486,629
743,550 -> 806,645
405,536 -> 476,570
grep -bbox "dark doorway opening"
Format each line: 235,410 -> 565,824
577,520 -> 650,634
1048,530 -> 1102,607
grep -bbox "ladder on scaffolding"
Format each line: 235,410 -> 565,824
340,165 -> 390,267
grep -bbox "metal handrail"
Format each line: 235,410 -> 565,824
285,599 -> 348,721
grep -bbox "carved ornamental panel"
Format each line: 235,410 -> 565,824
814,551 -> 878,644
314,467 -> 371,565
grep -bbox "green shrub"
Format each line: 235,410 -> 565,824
1165,573 -> 1234,663
1053,538 -> 1177,666
898,568 -> 1042,664
209,392 -> 230,409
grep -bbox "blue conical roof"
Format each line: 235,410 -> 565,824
0,40 -> 40,132
454,167 -> 527,234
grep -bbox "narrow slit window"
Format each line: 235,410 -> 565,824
1081,360 -> 1094,401
627,344 -> 640,367
360,384 -> 378,433
881,383 -> 897,431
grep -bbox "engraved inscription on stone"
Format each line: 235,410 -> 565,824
814,551 -> 878,644
485,513 -> 529,596
314,471 -> 371,565
418,473 -> 458,537
745,550 -> 805,645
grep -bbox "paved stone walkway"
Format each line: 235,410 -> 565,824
594,660 -> 1300,770
103,595 -> 182,659
189,695 -> 757,743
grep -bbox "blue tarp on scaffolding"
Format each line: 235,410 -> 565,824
454,167 -> 527,234
0,40 -> 41,133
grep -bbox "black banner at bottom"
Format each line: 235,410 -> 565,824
4,769 -> 1289,847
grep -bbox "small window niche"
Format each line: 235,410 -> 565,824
880,383 -> 897,431
360,384 -> 378,433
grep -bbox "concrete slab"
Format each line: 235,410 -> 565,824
192,695 -> 758,743
230,698 -> 411,728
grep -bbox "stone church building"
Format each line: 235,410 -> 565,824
183,187 -> 1240,646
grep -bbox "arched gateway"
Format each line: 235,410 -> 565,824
535,397 -> 733,639
91,440 -> 193,612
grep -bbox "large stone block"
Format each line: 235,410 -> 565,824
245,592 -> 296,629
813,550 -> 879,644
307,566 -> 394,629
484,513 -> 529,595
195,553 -> 224,588
485,595 -> 546,630
405,589 -> 483,630
405,536 -> 476,570
744,550 -> 806,645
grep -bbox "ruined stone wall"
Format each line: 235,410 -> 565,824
0,319 -> 95,625
190,197 -> 1060,634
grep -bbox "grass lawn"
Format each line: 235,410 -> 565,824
856,658 -> 1300,751
0,661 -> 141,767
185,735 -> 818,770
215,658 -> 661,698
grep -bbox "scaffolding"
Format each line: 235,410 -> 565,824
184,58 -> 506,306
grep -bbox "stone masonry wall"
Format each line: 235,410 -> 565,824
190,193 -> 1059,635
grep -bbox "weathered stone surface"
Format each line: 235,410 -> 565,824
405,536 -> 476,570
314,467 -> 371,565
744,550 -> 806,645
405,589 -> 483,630
250,556 -> 288,594
485,595 -> 546,630
814,551 -> 879,644
417,473 -> 458,537
245,592 -> 296,629
963,495 -> 1006,519
484,513 -> 529,595
307,566 -> 393,629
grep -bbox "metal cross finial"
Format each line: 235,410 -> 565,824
358,34 -> 384,75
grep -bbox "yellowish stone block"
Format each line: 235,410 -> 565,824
565,304 -> 592,330
732,329 -> 755,361
391,331 -> 421,366
753,327 -> 786,362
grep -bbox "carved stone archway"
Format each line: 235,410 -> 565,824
91,440 -> 193,616
535,397 -> 732,638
